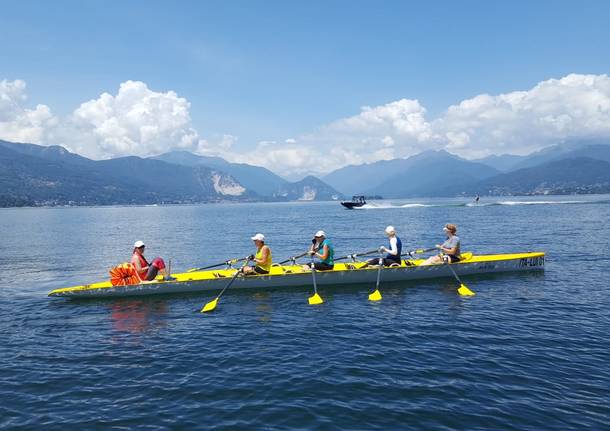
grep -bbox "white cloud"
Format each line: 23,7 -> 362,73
58,80 -> 203,159
247,74 -> 610,176
0,79 -> 57,144
2,74 -> 610,178
434,74 -> 610,158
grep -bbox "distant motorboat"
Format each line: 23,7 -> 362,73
341,195 -> 366,209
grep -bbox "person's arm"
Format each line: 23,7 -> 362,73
131,255 -> 148,273
440,238 -> 458,255
387,237 -> 398,256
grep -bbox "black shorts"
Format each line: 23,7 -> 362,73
254,266 -> 269,275
366,257 -> 401,267
312,262 -> 334,271
445,254 -> 461,263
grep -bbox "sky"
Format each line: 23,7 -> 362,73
1,0 -> 610,179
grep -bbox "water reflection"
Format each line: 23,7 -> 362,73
110,299 -> 168,334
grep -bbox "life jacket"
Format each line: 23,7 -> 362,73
109,263 -> 140,286
255,245 -> 272,272
131,252 -> 150,279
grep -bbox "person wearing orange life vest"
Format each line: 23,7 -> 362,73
131,240 -> 168,281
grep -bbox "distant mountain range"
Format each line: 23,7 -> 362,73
0,141 -> 342,207
3,138 -> 610,207
322,140 -> 610,197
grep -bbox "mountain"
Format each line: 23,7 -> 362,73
0,142 -> 254,207
473,153 -> 527,172
152,151 -> 288,196
475,140 -> 610,172
363,151 -> 499,198
476,157 -> 610,195
323,158 -> 417,196
272,175 -> 341,201
323,150 -> 499,198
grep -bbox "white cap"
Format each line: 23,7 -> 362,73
385,225 -> 395,235
314,230 -> 326,238
251,233 -> 265,241
134,240 -> 145,248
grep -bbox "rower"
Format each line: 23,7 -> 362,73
243,233 -> 272,275
302,230 -> 334,271
131,240 -> 168,281
360,225 -> 403,268
421,224 -> 461,265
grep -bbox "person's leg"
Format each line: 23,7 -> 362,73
359,257 -> 379,269
145,265 -> 160,280
314,262 -> 334,271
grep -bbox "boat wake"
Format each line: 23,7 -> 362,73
354,199 -> 608,210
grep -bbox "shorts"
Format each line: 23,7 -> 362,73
311,262 -> 334,271
254,266 -> 269,275
444,254 -> 461,263
366,257 -> 401,267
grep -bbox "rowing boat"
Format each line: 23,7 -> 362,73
48,251 -> 545,299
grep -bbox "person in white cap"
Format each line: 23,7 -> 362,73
302,230 -> 334,271
131,240 -> 168,281
360,226 -> 403,268
242,233 -> 273,275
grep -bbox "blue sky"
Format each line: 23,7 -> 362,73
1,0 -> 610,177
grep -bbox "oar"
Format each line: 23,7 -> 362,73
200,258 -> 251,313
401,247 -> 437,258
278,251 -> 309,265
368,252 -> 383,301
334,249 -> 379,262
445,260 -> 475,296
307,256 -> 323,305
188,257 -> 247,273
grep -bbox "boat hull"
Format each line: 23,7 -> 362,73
49,252 -> 545,299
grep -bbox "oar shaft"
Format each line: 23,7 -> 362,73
215,259 -> 251,300
310,258 -> 318,294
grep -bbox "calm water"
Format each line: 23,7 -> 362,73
1,196 -> 609,430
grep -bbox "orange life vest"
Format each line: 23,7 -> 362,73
131,252 -> 149,279
109,263 -> 140,286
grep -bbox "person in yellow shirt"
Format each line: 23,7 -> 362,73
242,233 -> 273,275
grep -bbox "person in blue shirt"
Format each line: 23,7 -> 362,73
360,226 -> 403,268
302,230 -> 335,271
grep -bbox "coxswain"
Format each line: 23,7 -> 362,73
131,240 -> 168,281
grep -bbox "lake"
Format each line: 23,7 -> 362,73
1,195 -> 609,430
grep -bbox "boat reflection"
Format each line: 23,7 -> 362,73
110,299 -> 168,334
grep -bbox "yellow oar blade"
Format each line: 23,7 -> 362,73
308,293 -> 324,305
458,284 -> 475,296
368,289 -> 382,301
200,297 -> 219,313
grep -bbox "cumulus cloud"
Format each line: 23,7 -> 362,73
2,74 -> 610,178
58,80 -> 204,159
0,79 -> 57,144
248,73 -> 610,176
